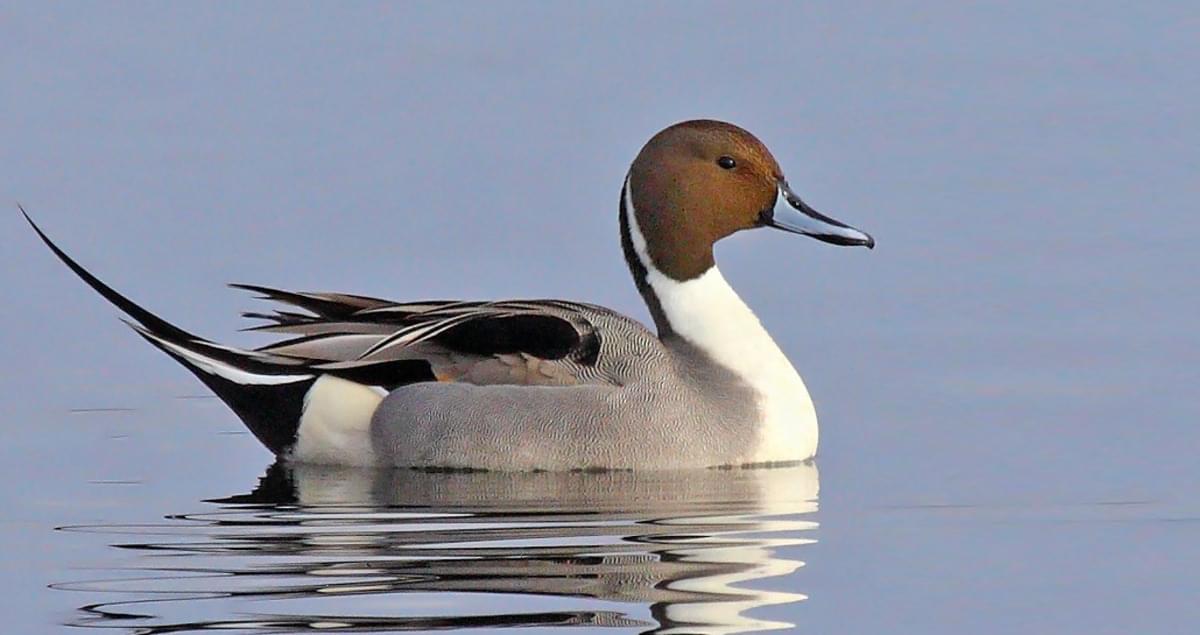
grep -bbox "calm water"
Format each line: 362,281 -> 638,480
3,3 -> 1199,633
7,405 -> 1196,634
55,461 -> 819,634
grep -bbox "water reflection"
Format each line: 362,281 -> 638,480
57,462 -> 819,634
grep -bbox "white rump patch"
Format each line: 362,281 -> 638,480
292,375 -> 386,466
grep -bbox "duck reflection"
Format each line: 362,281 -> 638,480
63,462 -> 819,634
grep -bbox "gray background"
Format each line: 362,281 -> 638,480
2,2 -> 1197,633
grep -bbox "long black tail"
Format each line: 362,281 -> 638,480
22,208 -> 315,455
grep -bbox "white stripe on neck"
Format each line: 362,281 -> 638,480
623,177 -> 818,462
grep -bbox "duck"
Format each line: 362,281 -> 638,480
25,119 -> 873,471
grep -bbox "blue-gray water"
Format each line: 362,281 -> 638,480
1,3 -> 1197,633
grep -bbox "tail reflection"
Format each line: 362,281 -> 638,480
57,462 -> 819,634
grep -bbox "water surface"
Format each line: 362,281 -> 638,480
55,462 -> 819,634
2,3 -> 1198,633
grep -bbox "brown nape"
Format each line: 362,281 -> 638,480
626,120 -> 783,281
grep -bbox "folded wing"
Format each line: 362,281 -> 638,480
233,285 -> 612,388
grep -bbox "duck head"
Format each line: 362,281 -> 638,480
622,119 -> 873,283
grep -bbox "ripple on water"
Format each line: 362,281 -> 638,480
54,462 -> 820,634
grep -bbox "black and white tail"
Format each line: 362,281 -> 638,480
23,208 -> 317,454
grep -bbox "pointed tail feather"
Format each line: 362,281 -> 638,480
128,323 -> 314,454
23,208 -> 315,455
22,205 -> 194,342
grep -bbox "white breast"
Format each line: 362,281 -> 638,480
624,180 -> 818,462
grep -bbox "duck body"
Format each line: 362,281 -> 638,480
26,120 -> 871,471
367,301 -> 801,471
369,311 -> 761,471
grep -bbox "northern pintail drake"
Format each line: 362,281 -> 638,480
26,120 -> 873,471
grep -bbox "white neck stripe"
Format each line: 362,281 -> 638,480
623,175 -> 656,276
623,175 -> 817,461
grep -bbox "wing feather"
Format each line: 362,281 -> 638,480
236,286 -> 615,387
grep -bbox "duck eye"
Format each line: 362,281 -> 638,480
717,156 -> 736,170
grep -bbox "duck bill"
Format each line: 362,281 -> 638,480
762,181 -> 875,248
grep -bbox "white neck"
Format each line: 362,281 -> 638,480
623,179 -> 818,462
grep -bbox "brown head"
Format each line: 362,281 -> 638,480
621,120 -> 873,283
